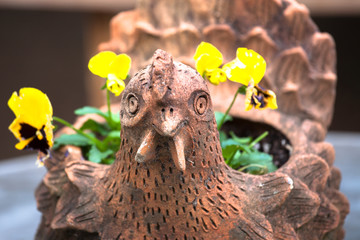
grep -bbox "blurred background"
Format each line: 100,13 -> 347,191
0,0 -> 359,239
0,0 -> 134,160
1,0 -> 359,160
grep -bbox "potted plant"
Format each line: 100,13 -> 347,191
7,0 -> 349,239
8,47 -> 348,240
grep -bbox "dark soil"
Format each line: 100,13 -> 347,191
221,117 -> 291,168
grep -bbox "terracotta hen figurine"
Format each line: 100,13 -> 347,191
36,50 -> 337,240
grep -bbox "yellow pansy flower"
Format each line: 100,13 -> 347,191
223,48 -> 266,85
193,42 -> 226,85
8,88 -> 54,154
245,79 -> 278,111
88,51 -> 131,95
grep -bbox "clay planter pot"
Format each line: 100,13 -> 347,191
35,0 -> 349,239
35,50 -> 349,240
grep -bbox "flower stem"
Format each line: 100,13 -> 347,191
106,89 -> 113,123
53,116 -> 105,151
217,87 -> 241,130
249,131 -> 269,148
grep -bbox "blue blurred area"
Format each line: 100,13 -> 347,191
0,154 -> 45,240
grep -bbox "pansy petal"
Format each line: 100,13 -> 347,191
9,118 -> 22,140
193,42 -> 223,62
10,88 -> 53,130
44,121 -> 54,148
8,91 -> 21,117
106,76 -> 126,96
15,136 -> 35,150
194,42 -> 223,76
36,152 -> 50,167
245,80 -> 256,111
88,51 -> 117,78
264,90 -> 278,109
36,158 -> 45,167
244,80 -> 278,111
109,54 -> 131,80
195,54 -> 223,76
206,68 -> 227,85
195,54 -> 208,76
236,48 -> 266,84
223,59 -> 252,85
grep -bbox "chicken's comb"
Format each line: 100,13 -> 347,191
150,49 -> 174,100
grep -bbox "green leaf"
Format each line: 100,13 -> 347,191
215,111 -> 233,126
237,151 -> 272,165
227,151 -> 243,169
220,138 -> 239,148
53,133 -> 92,149
218,130 -> 228,143
234,151 -> 277,174
110,112 -> 121,130
107,130 -> 121,138
102,158 -> 115,165
88,145 -> 114,163
229,131 -> 252,145
80,119 -> 109,136
221,138 -> 251,153
103,130 -> 121,143
222,145 -> 239,162
74,106 -> 107,118
111,112 -> 120,123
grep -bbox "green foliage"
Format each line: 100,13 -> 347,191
215,111 -> 233,126
80,119 -> 109,136
88,145 -> 114,164
53,133 -> 93,149
53,106 -> 121,164
53,107 -> 277,174
216,111 -> 277,175
75,106 -> 107,118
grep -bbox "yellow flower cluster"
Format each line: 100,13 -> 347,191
193,42 -> 277,111
88,51 -> 131,96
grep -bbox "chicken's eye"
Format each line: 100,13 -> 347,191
127,94 -> 139,115
194,94 -> 208,115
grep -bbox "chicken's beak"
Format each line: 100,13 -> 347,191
135,130 -> 157,164
168,129 -> 188,172
135,114 -> 192,172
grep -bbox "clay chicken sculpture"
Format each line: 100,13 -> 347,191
36,50 -> 334,240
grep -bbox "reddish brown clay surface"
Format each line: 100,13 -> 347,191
36,0 -> 349,239
36,50 -> 348,240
